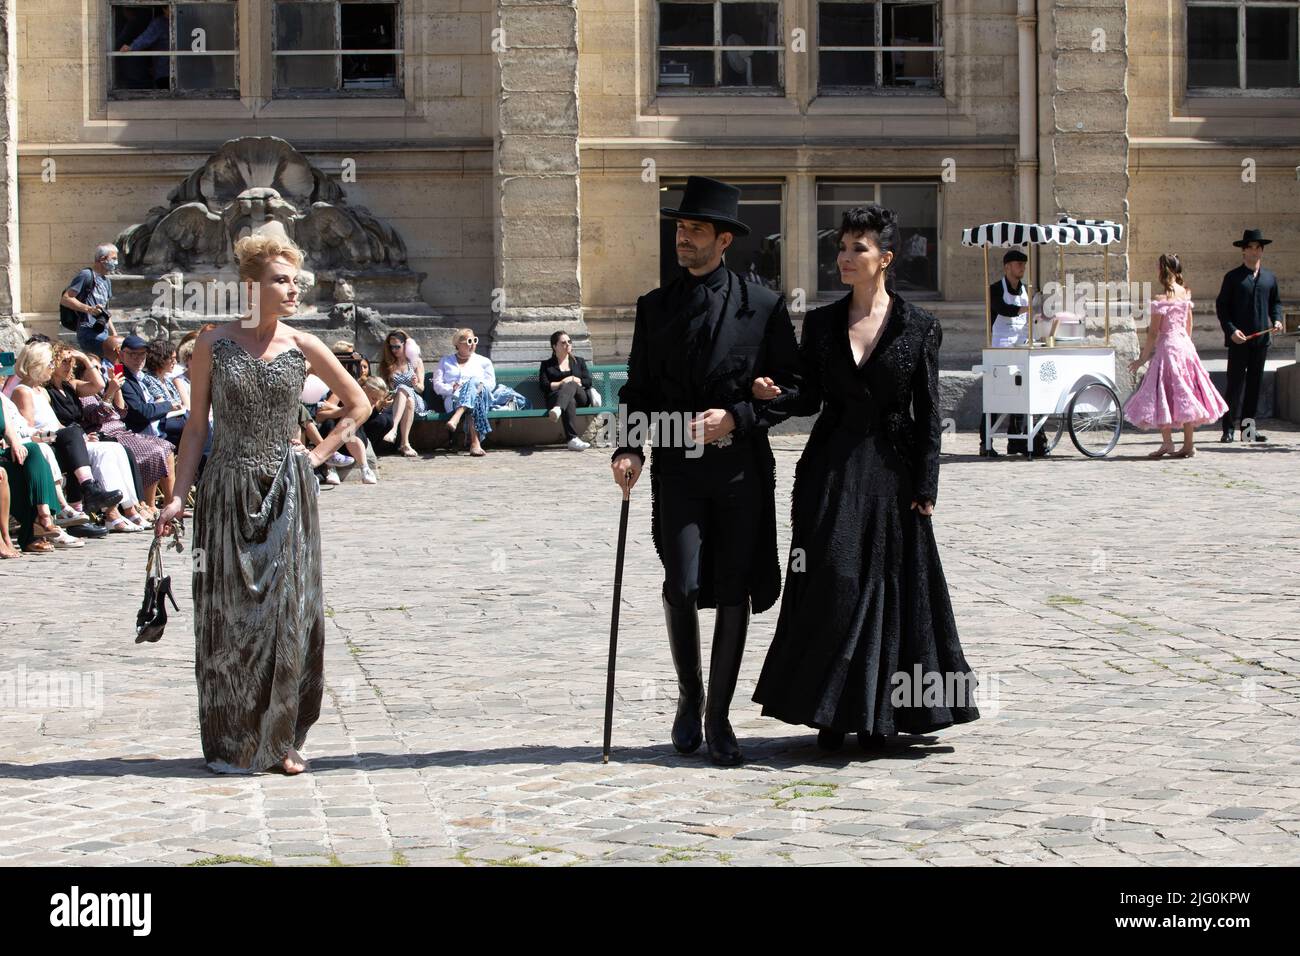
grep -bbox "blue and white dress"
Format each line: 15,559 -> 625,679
389,368 -> 426,414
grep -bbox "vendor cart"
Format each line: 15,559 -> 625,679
962,216 -> 1125,458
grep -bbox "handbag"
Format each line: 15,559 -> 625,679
136,521 -> 183,643
81,398 -> 118,431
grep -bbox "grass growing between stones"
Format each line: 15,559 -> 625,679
653,846 -> 733,865
768,781 -> 840,807
456,844 -> 574,867
188,854 -> 275,867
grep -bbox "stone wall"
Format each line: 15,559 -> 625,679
14,0 -> 498,341
1126,2 -> 1300,358
0,0 -> 23,353
577,0 -> 1025,364
490,0 -> 586,362
18,150 -> 495,338
1039,0 -> 1135,387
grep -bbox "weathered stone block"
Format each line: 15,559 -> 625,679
498,134 -> 579,175
500,92 -> 578,134
499,49 -> 578,92
498,8 -> 577,49
501,174 -> 578,217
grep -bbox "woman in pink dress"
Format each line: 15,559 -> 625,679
1124,254 -> 1228,459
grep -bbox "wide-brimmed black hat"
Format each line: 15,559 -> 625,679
661,176 -> 750,236
1233,228 -> 1272,248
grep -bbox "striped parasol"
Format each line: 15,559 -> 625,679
962,215 -> 1124,248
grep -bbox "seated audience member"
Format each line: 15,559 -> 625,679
538,329 -> 595,451
432,328 -> 495,458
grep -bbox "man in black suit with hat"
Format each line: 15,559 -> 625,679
1216,228 -> 1284,443
610,176 -> 802,767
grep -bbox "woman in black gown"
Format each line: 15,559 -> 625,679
752,204 -> 979,750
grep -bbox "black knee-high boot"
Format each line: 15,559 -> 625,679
663,589 -> 704,754
706,603 -> 749,767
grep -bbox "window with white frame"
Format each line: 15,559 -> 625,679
108,1 -> 238,98
818,0 -> 942,93
817,182 -> 939,294
657,1 -> 784,93
658,182 -> 785,290
1188,1 -> 1300,91
273,0 -> 402,96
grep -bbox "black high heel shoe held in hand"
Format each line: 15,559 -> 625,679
136,522 -> 184,644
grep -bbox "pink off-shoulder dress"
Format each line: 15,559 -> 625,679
1123,298 -> 1228,429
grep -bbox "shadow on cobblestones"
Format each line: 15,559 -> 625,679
0,736 -> 953,779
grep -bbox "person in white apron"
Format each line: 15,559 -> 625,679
982,249 -> 1047,456
990,250 -> 1030,346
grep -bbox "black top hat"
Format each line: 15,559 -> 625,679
1233,228 -> 1272,248
660,176 -> 750,237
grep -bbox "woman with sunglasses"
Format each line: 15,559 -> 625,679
432,328 -> 495,457
538,330 -> 594,450
377,330 -> 424,458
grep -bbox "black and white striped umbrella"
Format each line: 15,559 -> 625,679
962,216 -> 1124,248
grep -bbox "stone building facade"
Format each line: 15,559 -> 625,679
0,1 -> 1295,368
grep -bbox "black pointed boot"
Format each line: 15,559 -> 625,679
705,603 -> 749,767
78,479 -> 122,515
663,590 -> 704,754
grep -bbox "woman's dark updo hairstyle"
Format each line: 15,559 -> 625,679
838,203 -> 900,288
550,329 -> 569,349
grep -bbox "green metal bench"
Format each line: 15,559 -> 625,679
411,363 -> 627,448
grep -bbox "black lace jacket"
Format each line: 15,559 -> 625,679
774,291 -> 943,505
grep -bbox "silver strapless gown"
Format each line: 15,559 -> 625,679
193,338 -> 324,773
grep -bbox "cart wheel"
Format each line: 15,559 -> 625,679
1067,382 -> 1122,457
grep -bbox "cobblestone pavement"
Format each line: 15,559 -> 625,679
2,422 -> 1299,867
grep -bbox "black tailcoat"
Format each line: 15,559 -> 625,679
616,264 -> 802,613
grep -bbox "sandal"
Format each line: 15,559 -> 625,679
55,507 -> 91,528
52,530 -> 86,549
1146,447 -> 1173,459
23,539 -> 54,554
107,516 -> 144,533
401,445 -> 419,458
1172,448 -> 1195,459
469,446 -> 486,458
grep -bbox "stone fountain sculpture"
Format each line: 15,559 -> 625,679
113,136 -> 450,356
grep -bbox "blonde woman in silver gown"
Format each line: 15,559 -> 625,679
156,235 -> 370,774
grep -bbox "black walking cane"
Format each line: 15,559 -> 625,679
602,470 -> 633,763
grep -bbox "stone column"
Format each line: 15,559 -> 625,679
0,0 -> 25,353
488,0 -> 588,362
1040,0 -> 1136,387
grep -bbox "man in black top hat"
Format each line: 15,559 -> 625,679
1216,228 -> 1284,443
610,176 -> 802,767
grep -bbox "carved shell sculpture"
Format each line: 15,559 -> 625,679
116,136 -> 407,273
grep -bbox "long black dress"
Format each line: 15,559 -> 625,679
752,292 -> 980,736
